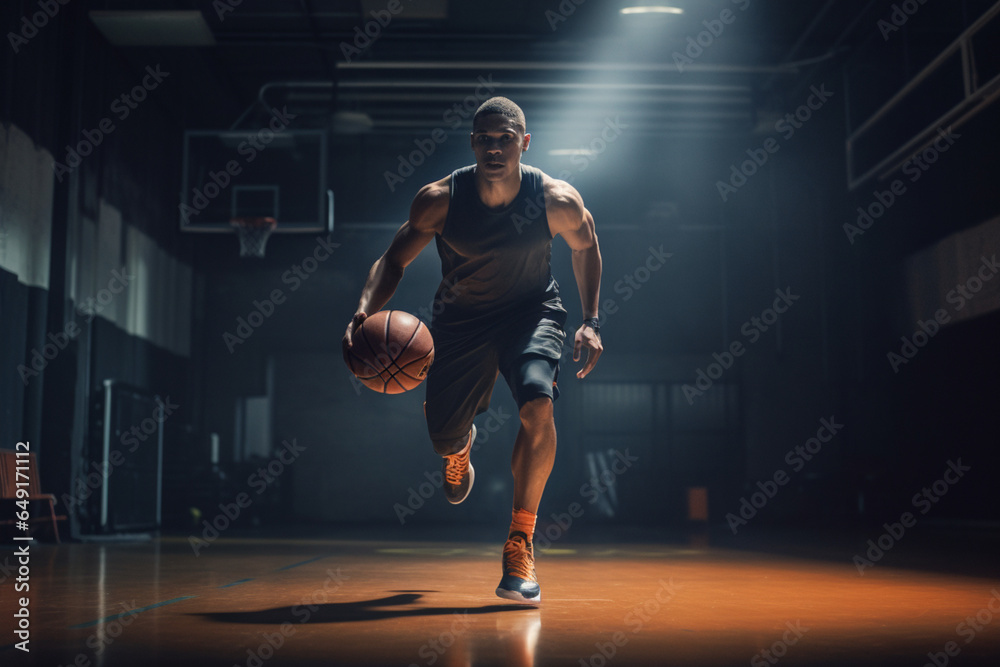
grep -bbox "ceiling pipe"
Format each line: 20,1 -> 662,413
232,67 -> 761,129
338,92 -> 752,105
335,60 -> 801,75
338,80 -> 752,94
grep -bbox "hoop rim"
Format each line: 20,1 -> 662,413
230,217 -> 277,258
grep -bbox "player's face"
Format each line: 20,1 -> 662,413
470,114 -> 530,181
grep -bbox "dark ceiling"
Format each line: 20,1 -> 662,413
87,0 -> 900,136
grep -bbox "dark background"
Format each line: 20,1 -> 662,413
1,0 -> 997,541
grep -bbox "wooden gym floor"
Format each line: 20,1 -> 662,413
2,529 -> 999,666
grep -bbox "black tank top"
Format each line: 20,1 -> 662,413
432,164 -> 564,328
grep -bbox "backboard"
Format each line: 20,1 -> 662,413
180,129 -> 332,233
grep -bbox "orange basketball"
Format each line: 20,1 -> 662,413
344,310 -> 434,394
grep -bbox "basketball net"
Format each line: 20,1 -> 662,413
230,217 -> 277,258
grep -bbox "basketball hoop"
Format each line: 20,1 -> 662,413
230,217 -> 277,258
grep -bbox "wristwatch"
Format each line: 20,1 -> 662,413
582,317 -> 601,335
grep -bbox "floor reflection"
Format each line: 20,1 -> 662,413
495,607 -> 541,667
425,604 -> 541,667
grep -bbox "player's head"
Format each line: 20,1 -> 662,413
473,96 -> 526,134
471,97 -> 530,181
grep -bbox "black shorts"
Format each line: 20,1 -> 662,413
424,308 -> 567,455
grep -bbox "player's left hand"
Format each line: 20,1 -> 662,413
573,324 -> 602,379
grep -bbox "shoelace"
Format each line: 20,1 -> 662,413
503,534 -> 536,582
444,447 -> 470,486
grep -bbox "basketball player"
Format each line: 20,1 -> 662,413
343,97 -> 602,604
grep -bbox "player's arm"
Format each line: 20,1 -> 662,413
343,178 -> 448,350
545,177 -> 603,379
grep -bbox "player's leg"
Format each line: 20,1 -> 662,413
496,313 -> 565,604
511,388 -> 556,515
424,329 -> 498,504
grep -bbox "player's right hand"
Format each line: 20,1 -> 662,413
342,312 -> 368,353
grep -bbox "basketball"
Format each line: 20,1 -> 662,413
344,310 -> 435,394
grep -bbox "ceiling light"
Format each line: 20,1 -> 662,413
89,11 -> 216,46
620,6 -> 684,15
548,149 -> 596,157
331,111 -> 374,135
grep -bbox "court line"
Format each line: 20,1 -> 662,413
277,555 -> 326,571
218,577 -> 255,588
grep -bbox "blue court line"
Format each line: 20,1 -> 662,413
69,596 -> 198,629
219,577 -> 254,588
277,555 -> 326,571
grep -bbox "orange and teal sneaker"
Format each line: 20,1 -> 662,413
496,531 -> 541,604
442,424 -> 476,504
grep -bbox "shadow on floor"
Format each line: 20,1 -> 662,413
196,592 -> 536,624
